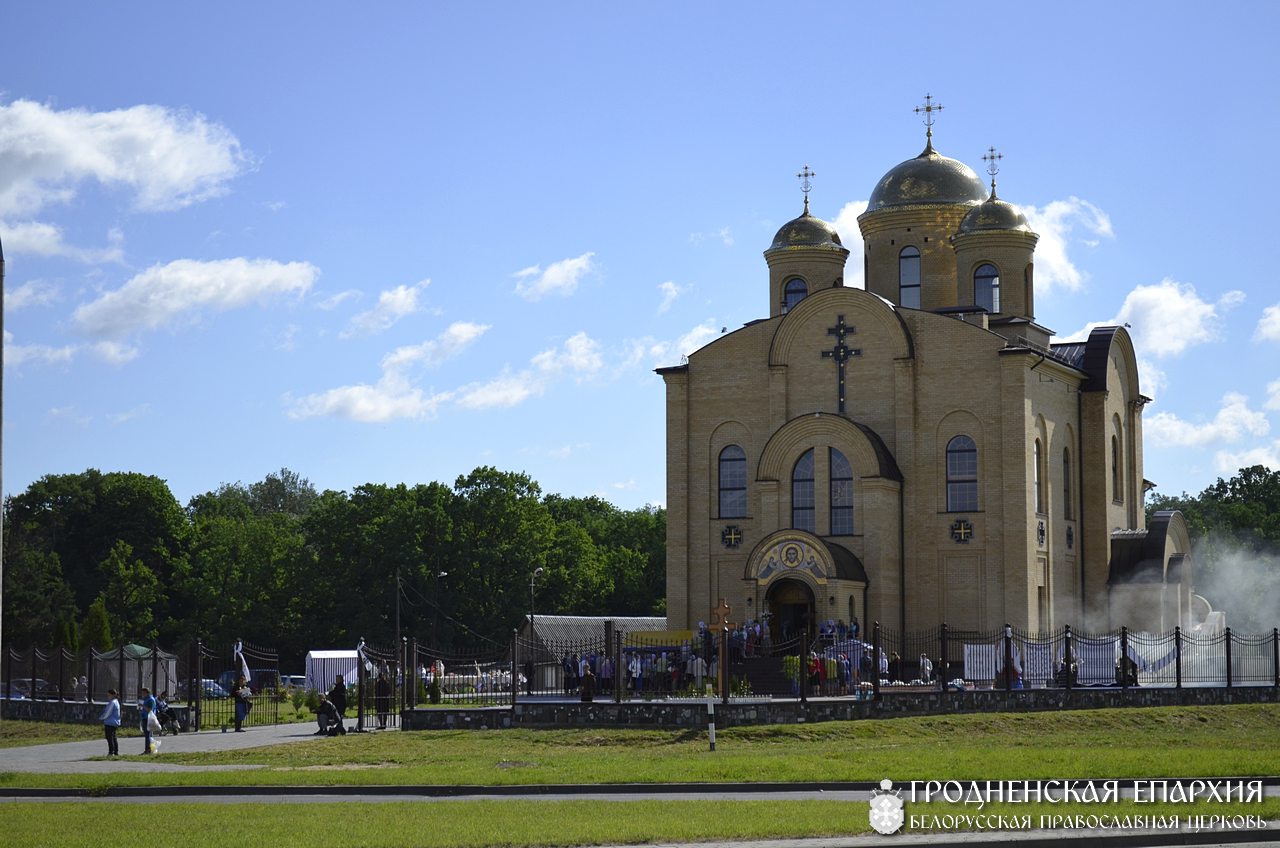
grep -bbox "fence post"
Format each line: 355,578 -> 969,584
719,628 -> 729,706
1003,624 -> 1013,693
1063,625 -> 1074,691
117,642 -> 126,704
87,648 -> 96,703
504,630 -> 514,712
31,647 -> 38,699
1273,628 -> 1279,689
4,646 -> 11,698
1224,627 -> 1233,689
1174,627 -> 1182,690
356,639 -> 367,731
58,648 -> 66,701
400,636 -> 408,720
873,621 -> 882,701
1119,626 -> 1129,691
614,629 -> 623,704
195,640 -> 204,731
939,622 -> 948,693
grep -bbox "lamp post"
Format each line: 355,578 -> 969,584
530,567 -> 544,631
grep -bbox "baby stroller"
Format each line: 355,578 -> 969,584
156,693 -> 182,736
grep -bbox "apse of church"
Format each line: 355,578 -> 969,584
658,97 -> 1194,641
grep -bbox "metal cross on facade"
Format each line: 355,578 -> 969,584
821,314 -> 861,414
709,598 -> 736,631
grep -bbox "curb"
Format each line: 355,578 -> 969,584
2,776 -> 1278,799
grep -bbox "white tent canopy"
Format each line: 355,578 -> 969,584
304,650 -> 360,694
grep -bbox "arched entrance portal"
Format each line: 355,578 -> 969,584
767,578 -> 815,645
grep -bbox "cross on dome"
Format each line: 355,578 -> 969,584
982,146 -> 1003,196
796,164 -> 816,214
914,93 -> 944,149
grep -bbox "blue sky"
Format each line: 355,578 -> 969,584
4,3 -> 1280,509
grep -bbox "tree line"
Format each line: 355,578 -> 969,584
2,466 -> 666,664
1146,464 -> 1280,631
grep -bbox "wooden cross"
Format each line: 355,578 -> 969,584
709,599 -> 736,631
821,314 -> 861,414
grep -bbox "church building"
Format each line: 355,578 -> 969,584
658,100 -> 1194,640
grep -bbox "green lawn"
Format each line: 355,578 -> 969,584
0,798 -> 1275,848
2,703 -> 1278,790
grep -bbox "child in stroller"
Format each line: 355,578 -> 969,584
155,691 -> 181,735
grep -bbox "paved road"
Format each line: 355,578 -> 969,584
0,721 -> 330,773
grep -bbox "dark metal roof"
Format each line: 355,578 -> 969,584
766,209 -> 845,252
958,195 -> 1033,234
825,541 -> 869,582
1108,510 -> 1182,585
867,144 -> 988,211
1049,342 -> 1087,369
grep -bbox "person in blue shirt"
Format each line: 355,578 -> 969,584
138,687 -> 157,754
98,688 -> 121,756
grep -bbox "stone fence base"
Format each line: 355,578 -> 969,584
401,685 -> 1280,731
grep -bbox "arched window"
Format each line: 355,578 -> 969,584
1033,439 -> 1045,514
783,278 -> 807,312
829,448 -> 854,535
1062,447 -> 1073,520
899,247 -> 921,308
1024,263 -> 1034,317
974,263 -> 1000,313
1111,435 -> 1122,503
946,436 -> 978,512
718,445 -> 747,518
791,449 -> 815,532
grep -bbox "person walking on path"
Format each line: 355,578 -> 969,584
99,688 -> 121,756
138,687 -> 157,754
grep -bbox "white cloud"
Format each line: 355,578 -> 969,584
1059,279 -> 1243,359
689,226 -> 734,247
1145,392 -> 1269,448
3,330 -> 76,368
1215,441 -> 1280,476
1137,357 -> 1167,399
276,324 -> 301,352
1265,379 -> 1280,412
657,280 -> 684,314
457,332 -> 604,410
0,220 -> 123,263
0,99 -> 249,217
90,340 -> 140,365
316,289 -> 361,311
612,479 -> 636,490
380,321 -> 490,371
107,404 -> 151,424
629,321 -> 721,368
5,279 -> 61,310
46,405 -> 91,426
1256,304 -> 1280,342
832,200 -> 869,289
341,279 -> 429,338
1017,197 -> 1113,294
513,252 -> 595,301
73,257 -> 318,339
288,321 -> 487,423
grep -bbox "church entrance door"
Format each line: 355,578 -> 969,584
766,579 -> 815,646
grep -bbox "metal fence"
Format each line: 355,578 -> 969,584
354,641 -> 404,731
411,639 -> 514,707
3,639 -> 282,731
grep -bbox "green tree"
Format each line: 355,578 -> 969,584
0,546 -> 77,645
82,596 -> 113,650
98,540 -> 163,642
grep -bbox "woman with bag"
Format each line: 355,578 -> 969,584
233,675 -> 252,732
138,687 -> 158,754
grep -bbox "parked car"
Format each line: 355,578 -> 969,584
9,678 -> 57,699
0,683 -> 27,700
175,678 -> 230,700
281,675 -> 307,690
